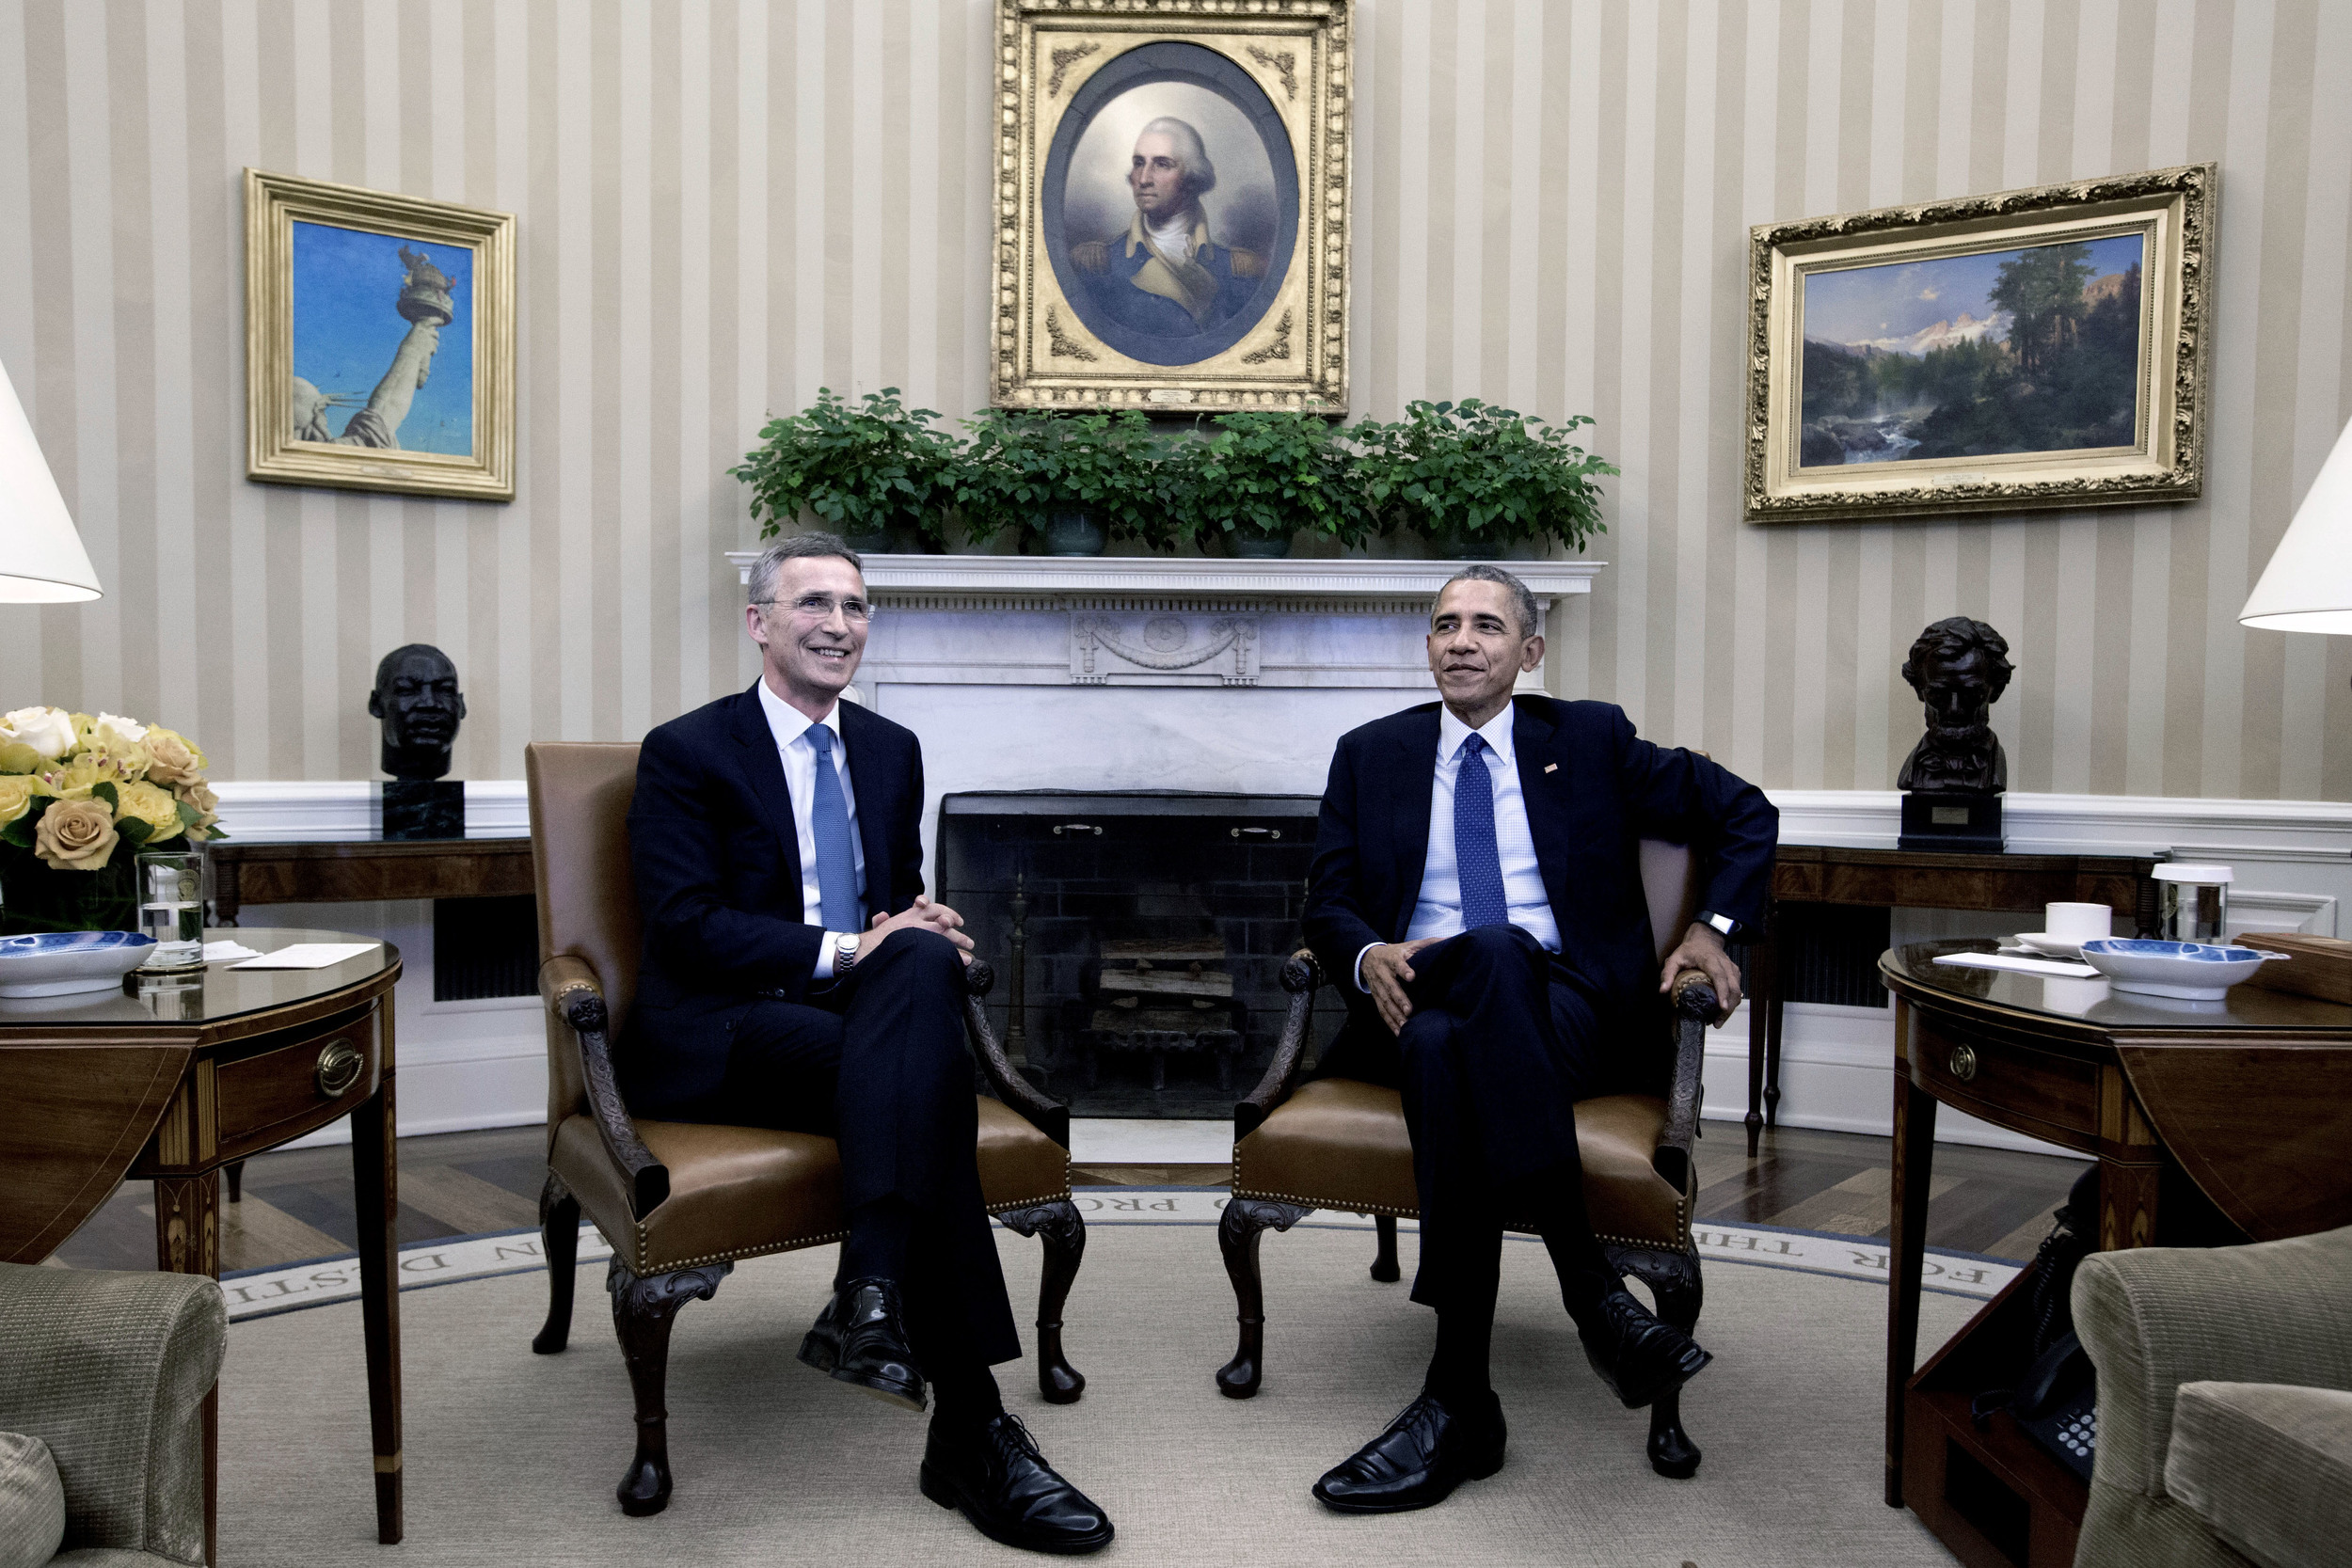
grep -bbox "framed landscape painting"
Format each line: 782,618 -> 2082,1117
1744,164 -> 2215,523
992,0 -> 1352,410
246,169 -> 516,501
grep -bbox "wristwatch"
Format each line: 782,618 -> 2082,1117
834,932 -> 862,974
1697,911 -> 1738,938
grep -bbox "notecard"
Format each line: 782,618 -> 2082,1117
231,942 -> 380,970
1932,952 -> 2099,979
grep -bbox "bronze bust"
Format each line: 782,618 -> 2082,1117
1897,618 -> 2011,795
368,643 -> 466,782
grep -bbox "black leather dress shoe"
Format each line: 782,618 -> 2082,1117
1311,1389 -> 1506,1513
1571,1288 -> 1711,1409
920,1412 -> 1115,1554
797,1278 -> 926,1411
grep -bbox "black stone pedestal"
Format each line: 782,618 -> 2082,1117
380,780 -> 465,841
1899,791 -> 2004,853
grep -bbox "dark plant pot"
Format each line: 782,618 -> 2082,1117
841,529 -> 894,555
1424,528 -> 1509,561
0,847 -> 139,936
1041,512 -> 1107,556
1227,529 -> 1293,559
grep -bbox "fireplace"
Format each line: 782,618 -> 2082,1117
937,791 -> 1350,1119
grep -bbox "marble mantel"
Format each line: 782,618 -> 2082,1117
719,550 -> 1609,848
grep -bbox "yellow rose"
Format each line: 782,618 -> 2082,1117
0,740 -> 46,775
32,797 -> 119,871
174,779 -> 221,841
0,773 -> 47,831
141,726 -> 205,786
114,780 -> 184,842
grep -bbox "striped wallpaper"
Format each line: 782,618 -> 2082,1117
1,0 -> 2348,800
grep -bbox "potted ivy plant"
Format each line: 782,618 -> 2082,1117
1348,398 -> 1614,559
1166,410 -> 1358,559
731,387 -> 958,552
953,408 -> 1173,556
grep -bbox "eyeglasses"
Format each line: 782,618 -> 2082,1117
755,594 -> 878,624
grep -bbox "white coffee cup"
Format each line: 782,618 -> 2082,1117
2045,902 -> 2112,942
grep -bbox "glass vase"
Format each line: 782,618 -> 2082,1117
0,847 -> 141,937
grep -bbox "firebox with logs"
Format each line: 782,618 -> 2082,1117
1075,937 -> 1246,1091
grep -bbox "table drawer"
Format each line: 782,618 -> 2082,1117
1909,1012 -> 2099,1151
215,1017 -> 381,1157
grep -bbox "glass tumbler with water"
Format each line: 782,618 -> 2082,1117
137,850 -> 207,972
2153,863 -> 2233,944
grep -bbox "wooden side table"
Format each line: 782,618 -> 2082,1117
1743,847 -> 2159,1155
1877,941 -> 2352,1568
0,929 -> 407,1560
209,835 -> 533,925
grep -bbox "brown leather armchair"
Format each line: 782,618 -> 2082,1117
523,740 -> 1089,1517
1216,840 -> 1719,1479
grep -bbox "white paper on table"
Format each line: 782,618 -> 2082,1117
1933,952 -> 2100,979
201,940 -> 262,962
230,942 -> 380,970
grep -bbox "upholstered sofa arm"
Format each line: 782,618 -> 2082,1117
539,955 -> 669,1221
2072,1224 -> 2352,1498
1234,951 -> 1323,1140
962,959 -> 1073,1149
0,1262 -> 224,1565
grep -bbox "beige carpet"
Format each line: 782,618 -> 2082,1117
218,1219 -> 1973,1566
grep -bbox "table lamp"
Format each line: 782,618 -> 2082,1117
2242,416 -> 2352,633
0,355 -> 102,603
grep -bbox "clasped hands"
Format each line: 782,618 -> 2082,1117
1362,923 -> 1742,1036
859,895 -> 977,965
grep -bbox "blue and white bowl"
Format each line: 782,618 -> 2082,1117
0,930 -> 157,998
2078,938 -> 2283,1002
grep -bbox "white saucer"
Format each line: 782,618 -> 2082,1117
2013,932 -> 2086,959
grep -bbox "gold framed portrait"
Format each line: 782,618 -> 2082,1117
992,0 -> 1353,411
1744,163 -> 2216,523
245,169 -> 516,501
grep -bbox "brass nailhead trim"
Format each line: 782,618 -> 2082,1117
625,1189 -> 1075,1275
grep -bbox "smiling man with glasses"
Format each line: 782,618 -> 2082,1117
616,532 -> 1115,1553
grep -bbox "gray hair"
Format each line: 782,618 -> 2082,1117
1436,563 -> 1541,640
1137,116 -> 1216,197
748,532 -> 865,606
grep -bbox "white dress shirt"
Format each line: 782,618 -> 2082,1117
1356,705 -> 1562,990
756,678 -> 866,979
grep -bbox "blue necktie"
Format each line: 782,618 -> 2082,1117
803,723 -> 865,932
1454,734 -> 1509,931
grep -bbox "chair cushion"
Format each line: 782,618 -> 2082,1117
2166,1382 -> 2352,1568
0,1431 -> 65,1568
552,1097 -> 1070,1275
1232,1078 -> 1689,1251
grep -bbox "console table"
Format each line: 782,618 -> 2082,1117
0,929 -> 407,1560
1878,940 -> 2352,1568
209,835 -> 532,925
1742,847 -> 2161,1156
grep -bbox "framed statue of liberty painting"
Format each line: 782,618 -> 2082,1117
245,169 -> 516,501
993,0 -> 1353,411
1744,164 -> 2215,523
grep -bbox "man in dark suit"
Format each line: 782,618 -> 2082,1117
1302,564 -> 1776,1514
620,533 -> 1113,1554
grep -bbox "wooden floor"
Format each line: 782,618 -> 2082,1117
51,1117 -> 2082,1275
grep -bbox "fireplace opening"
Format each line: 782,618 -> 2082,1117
937,791 -> 1349,1119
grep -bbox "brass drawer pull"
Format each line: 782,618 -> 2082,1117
316,1039 -> 365,1098
1948,1044 -> 1979,1083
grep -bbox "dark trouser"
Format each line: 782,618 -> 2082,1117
666,927 -> 1021,1370
1396,924 -> 1623,1320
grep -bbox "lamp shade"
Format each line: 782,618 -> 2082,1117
2242,416 -> 2352,633
0,355 -> 100,603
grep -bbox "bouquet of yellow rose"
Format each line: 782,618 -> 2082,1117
0,707 -> 225,934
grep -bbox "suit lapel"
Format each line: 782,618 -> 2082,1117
730,682 -> 805,897
840,702 -> 893,913
1391,709 -> 1439,940
1511,698 -> 1570,915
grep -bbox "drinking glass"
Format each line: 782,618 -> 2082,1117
136,849 -> 207,972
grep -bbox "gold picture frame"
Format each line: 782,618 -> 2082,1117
992,0 -> 1352,411
245,169 -> 516,501
1744,163 -> 2215,523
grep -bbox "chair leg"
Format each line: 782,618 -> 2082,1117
1369,1213 -> 1402,1282
532,1171 -> 581,1354
1612,1243 -> 1706,1480
1216,1197 -> 1311,1399
995,1199 -> 1089,1403
606,1258 -> 731,1517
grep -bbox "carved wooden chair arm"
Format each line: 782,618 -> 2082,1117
1654,969 -> 1717,1193
539,956 -> 670,1221
961,958 -> 1073,1150
1234,950 -> 1325,1139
